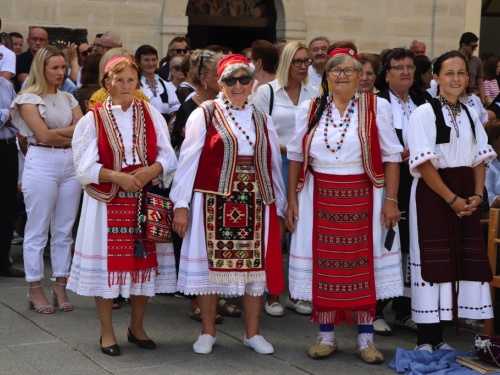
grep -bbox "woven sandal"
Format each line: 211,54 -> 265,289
52,282 -> 73,312
308,338 -> 338,359
217,298 -> 241,317
27,284 -> 54,314
355,342 -> 384,364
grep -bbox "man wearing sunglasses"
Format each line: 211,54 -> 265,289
15,27 -> 49,87
459,32 -> 485,103
158,36 -> 190,81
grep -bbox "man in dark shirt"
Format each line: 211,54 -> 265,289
158,37 -> 190,81
16,27 -> 49,88
459,32 -> 485,103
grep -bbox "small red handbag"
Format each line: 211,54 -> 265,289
473,334 -> 500,367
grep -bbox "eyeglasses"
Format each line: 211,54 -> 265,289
198,52 -> 215,77
291,58 -> 313,68
468,44 -> 478,50
81,47 -> 93,57
171,65 -> 181,71
222,75 -> 252,86
29,37 -> 48,43
329,67 -> 356,77
169,48 -> 189,54
389,65 -> 416,73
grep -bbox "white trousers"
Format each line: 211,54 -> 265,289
22,146 -> 82,282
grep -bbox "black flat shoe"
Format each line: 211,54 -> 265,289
127,327 -> 156,349
100,337 -> 121,356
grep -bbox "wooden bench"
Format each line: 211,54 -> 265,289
485,208 -> 500,336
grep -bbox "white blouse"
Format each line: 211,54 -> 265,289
253,80 -> 319,146
140,75 -> 180,116
486,158 -> 500,204
287,96 -> 402,175
389,91 -> 418,149
408,103 -> 496,178
72,100 -> 177,186
169,97 -> 287,217
460,94 -> 488,123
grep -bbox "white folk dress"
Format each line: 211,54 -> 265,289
287,96 -> 404,302
67,102 -> 178,299
170,97 -> 286,297
408,102 -> 496,323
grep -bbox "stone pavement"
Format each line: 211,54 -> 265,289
0,244 -> 477,375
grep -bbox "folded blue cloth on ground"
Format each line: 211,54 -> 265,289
389,348 -> 478,375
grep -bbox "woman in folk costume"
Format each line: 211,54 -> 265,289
170,55 -> 286,355
68,57 -> 178,356
286,48 -> 404,363
408,51 -> 495,352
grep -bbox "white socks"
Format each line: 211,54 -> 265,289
358,332 -> 373,350
318,330 -> 335,347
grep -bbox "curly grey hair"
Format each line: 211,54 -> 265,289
326,54 -> 363,73
219,63 -> 254,82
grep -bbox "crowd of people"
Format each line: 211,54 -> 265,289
1,19 -> 500,365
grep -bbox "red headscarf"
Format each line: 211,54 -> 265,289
329,48 -> 359,61
104,56 -> 133,73
217,54 -> 249,78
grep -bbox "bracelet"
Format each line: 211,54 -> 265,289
472,194 -> 483,203
385,197 -> 398,204
448,194 -> 458,206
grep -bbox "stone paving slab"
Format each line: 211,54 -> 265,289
0,244 -> 478,375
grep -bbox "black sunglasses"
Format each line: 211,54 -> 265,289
468,44 -> 478,50
169,48 -> 189,54
171,65 -> 181,71
222,75 -> 252,86
198,52 -> 215,77
81,47 -> 93,57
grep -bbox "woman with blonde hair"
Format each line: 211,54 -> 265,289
10,45 -> 84,314
254,40 -> 318,317
168,56 -> 185,89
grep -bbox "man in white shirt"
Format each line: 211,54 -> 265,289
0,19 -> 16,81
307,36 -> 330,89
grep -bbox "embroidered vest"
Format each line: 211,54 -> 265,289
297,92 -> 385,191
84,100 -> 161,203
193,100 -> 276,204
428,98 -> 476,144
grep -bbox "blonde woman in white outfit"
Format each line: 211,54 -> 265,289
10,46 -> 84,314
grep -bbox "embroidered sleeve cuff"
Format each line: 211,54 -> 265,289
287,151 -> 304,162
89,163 -> 103,185
381,153 -> 402,163
173,201 -> 189,210
409,148 -> 439,178
472,148 -> 496,168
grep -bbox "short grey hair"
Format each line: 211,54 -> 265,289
410,39 -> 425,49
101,31 -> 122,48
219,63 -> 254,81
326,54 -> 363,73
308,36 -> 330,50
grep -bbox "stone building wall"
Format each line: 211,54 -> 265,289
2,0 -> 479,59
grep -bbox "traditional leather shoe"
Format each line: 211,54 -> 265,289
100,337 -> 120,356
0,267 -> 25,277
193,334 -> 216,354
308,338 -> 338,359
434,342 -> 454,351
264,301 -> 284,317
244,335 -> 274,354
414,343 -> 433,353
373,318 -> 393,336
285,297 -> 312,315
355,342 -> 384,364
393,316 -> 418,332
127,327 -> 156,349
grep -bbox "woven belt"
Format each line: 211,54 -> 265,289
29,143 -> 71,150
0,136 -> 16,145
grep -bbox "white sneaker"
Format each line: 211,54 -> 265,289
285,297 -> 312,315
265,301 -> 284,317
193,334 -> 216,354
373,318 -> 393,336
244,335 -> 274,354
11,232 -> 23,245
434,342 -> 454,350
414,344 -> 433,353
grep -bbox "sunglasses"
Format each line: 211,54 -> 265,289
222,75 -> 252,86
292,58 -> 313,68
169,48 -> 189,54
198,51 -> 215,77
468,44 -> 478,50
171,65 -> 181,71
81,47 -> 93,57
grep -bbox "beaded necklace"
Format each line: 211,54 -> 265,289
107,98 -> 138,166
437,95 -> 460,138
223,97 -> 253,147
390,89 -> 413,121
144,77 -> 158,97
323,92 -> 358,153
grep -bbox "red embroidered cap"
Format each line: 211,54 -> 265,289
329,48 -> 359,61
104,57 -> 133,73
217,54 -> 249,78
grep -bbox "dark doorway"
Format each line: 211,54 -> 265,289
188,24 -> 276,53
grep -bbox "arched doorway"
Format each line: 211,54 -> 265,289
186,0 -> 276,53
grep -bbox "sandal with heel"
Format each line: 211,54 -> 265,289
27,284 -> 54,314
52,282 -> 73,312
